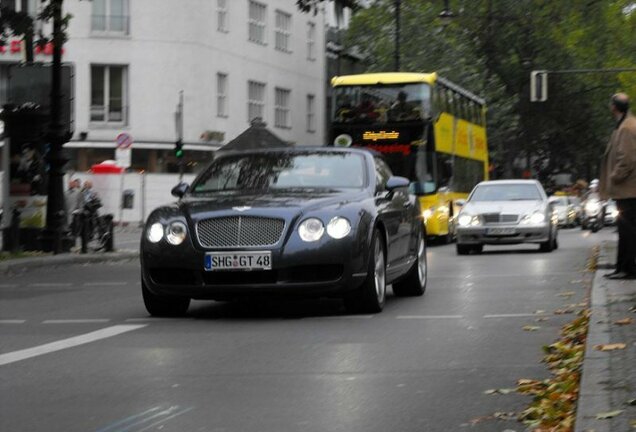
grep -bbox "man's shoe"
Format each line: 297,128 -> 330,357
604,270 -> 621,278
606,272 -> 636,280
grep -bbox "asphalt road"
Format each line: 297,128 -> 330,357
0,228 -> 613,432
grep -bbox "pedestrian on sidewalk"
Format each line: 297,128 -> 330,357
599,92 -> 636,280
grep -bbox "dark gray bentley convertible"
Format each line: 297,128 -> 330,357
141,147 -> 427,316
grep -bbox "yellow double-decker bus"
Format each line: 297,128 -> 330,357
329,72 -> 488,242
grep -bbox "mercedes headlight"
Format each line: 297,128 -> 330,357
147,222 -> 164,243
326,217 -> 351,239
530,212 -> 545,224
299,218 -> 325,242
458,214 -> 479,227
166,221 -> 187,245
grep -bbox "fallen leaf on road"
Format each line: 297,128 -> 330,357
534,310 -> 546,314
523,325 -> 541,331
557,291 -> 576,297
595,410 -> 623,419
615,318 -> 634,326
570,279 -> 582,284
535,317 -> 549,322
554,308 -> 575,315
483,388 -> 515,395
628,305 -> 636,313
626,399 -> 636,406
630,419 -> 636,428
493,411 -> 516,420
594,343 -> 627,351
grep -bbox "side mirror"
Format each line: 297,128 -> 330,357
171,182 -> 190,198
455,199 -> 466,208
385,176 -> 410,192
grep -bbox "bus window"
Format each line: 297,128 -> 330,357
410,145 -> 436,195
452,156 -> 485,193
437,152 -> 453,189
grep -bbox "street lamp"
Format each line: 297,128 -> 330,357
439,0 -> 455,26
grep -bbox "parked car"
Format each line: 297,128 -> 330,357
455,180 -> 558,254
549,195 -> 577,227
604,199 -> 618,225
141,147 -> 427,316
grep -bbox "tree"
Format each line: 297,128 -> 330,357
344,0 -> 636,181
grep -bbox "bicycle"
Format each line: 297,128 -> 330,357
72,197 -> 114,252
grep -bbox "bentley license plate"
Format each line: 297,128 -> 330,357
487,227 -> 517,235
204,251 -> 272,271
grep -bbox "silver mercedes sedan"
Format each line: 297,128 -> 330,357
455,180 -> 558,254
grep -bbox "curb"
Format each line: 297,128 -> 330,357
596,240 -> 616,270
0,250 -> 139,275
574,269 -> 612,432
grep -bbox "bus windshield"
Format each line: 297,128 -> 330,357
333,83 -> 431,124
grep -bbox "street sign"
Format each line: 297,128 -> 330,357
116,132 -> 133,149
115,133 -> 132,168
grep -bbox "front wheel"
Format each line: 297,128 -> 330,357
456,244 -> 471,255
344,230 -> 386,314
142,279 -> 190,317
393,228 -> 427,297
539,227 -> 556,253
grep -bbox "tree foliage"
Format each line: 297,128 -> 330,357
345,0 -> 636,182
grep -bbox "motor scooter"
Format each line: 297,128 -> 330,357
581,198 -> 604,232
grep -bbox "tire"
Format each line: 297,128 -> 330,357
142,279 -> 190,317
344,230 -> 386,314
472,244 -> 483,254
456,244 -> 471,255
393,227 -> 427,297
539,227 -> 555,252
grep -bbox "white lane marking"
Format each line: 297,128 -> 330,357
135,407 -> 194,432
0,284 -> 18,288
484,313 -> 545,318
318,315 -> 375,320
0,324 -> 146,366
83,282 -> 128,287
95,405 -> 193,432
429,271 -> 581,279
0,320 -> 26,324
396,315 -> 463,319
125,318 -> 166,322
28,282 -> 72,287
43,319 -> 111,324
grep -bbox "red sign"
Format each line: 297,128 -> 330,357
356,143 -> 411,155
116,133 -> 133,149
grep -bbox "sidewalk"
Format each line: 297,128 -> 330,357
576,240 -> 636,431
0,226 -> 141,275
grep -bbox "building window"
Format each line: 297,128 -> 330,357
307,22 -> 316,61
92,0 -> 129,34
248,80 -> 266,122
217,0 -> 228,33
274,88 -> 291,129
274,10 -> 291,53
0,0 -> 37,13
91,65 -> 127,124
248,0 -> 267,45
306,94 -> 316,133
217,73 -> 228,118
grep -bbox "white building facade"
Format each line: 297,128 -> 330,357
2,0 -> 327,173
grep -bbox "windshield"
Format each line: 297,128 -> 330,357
549,196 -> 568,206
192,152 -> 367,193
470,184 -> 543,202
333,83 -> 431,124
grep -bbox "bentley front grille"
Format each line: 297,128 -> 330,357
197,216 -> 285,248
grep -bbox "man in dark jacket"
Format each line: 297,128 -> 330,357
599,93 -> 636,279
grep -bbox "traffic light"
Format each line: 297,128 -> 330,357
175,139 -> 184,158
530,70 -> 548,102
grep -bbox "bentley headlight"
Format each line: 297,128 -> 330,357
299,218 -> 325,242
530,212 -> 545,224
166,221 -> 187,245
458,214 -> 474,227
147,222 -> 164,243
327,217 -> 351,239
